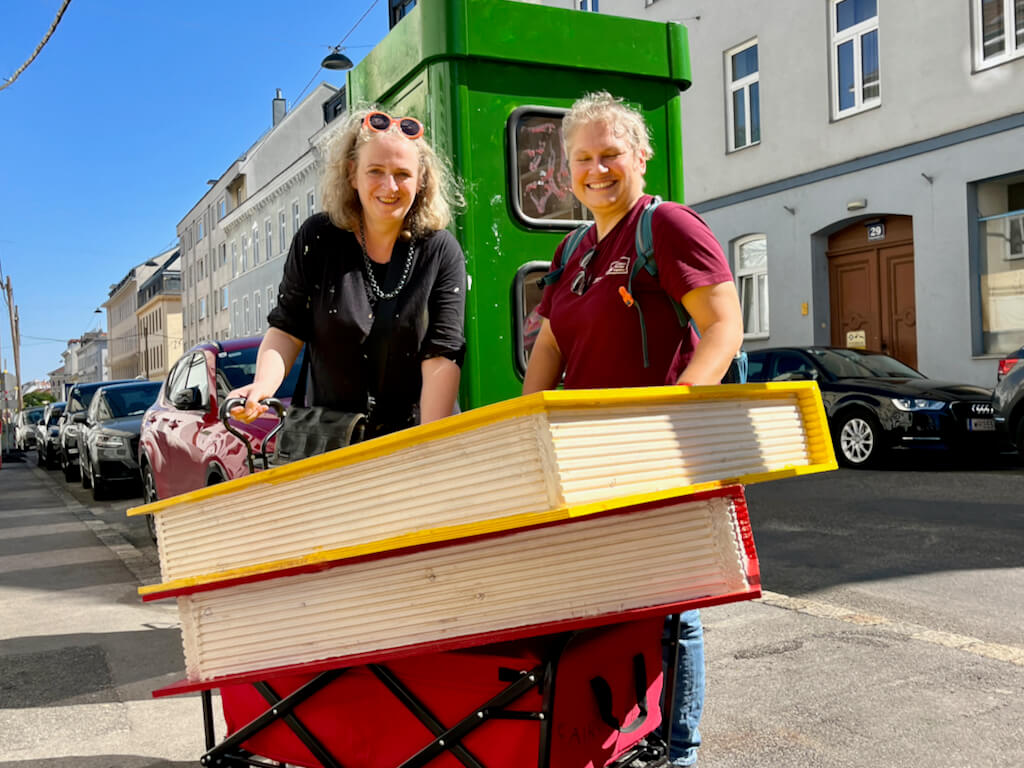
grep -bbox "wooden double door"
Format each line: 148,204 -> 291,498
827,215 -> 917,370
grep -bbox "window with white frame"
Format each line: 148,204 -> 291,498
279,210 -> 287,253
976,175 -> 1024,354
198,218 -> 205,241
267,286 -> 276,312
576,0 -> 599,10
726,40 -> 760,151
217,197 -> 227,220
734,235 -> 769,337
219,242 -> 226,267
253,291 -> 263,332
241,236 -> 249,271
307,190 -> 316,218
830,0 -> 879,119
252,223 -> 260,264
243,295 -> 250,335
221,286 -> 228,311
265,218 -> 274,259
199,297 -> 207,320
293,201 -> 301,234
975,0 -> 1024,68
231,300 -> 238,337
231,241 -> 238,277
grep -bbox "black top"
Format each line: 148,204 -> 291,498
268,213 -> 466,431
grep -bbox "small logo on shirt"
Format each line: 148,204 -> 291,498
605,257 -> 631,276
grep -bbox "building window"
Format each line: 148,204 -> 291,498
198,218 -> 205,241
577,0 -> 600,10
217,197 -> 227,220
241,236 -> 249,272
265,218 -> 274,259
976,175 -> 1024,354
830,0 -> 879,119
267,285 -> 276,312
734,235 -> 769,337
199,297 -> 207,320
243,295 -> 250,335
253,291 -> 263,332
975,0 -> 1024,68
279,210 -> 287,253
293,201 -> 301,234
221,286 -> 229,311
726,40 -> 760,151
231,241 -> 238,277
307,190 -> 316,218
219,242 -> 227,267
389,0 -> 416,27
231,300 -> 238,337
252,223 -> 260,264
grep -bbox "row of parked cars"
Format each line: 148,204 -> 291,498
27,338 -> 300,535
19,340 -> 1024,521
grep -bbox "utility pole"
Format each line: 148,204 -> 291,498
4,277 -> 22,411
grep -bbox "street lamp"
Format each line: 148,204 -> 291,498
321,46 -> 354,70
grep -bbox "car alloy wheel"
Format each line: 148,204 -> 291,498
81,454 -> 92,490
142,464 -> 159,543
836,412 -> 879,468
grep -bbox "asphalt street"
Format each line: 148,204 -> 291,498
1,449 -> 1022,767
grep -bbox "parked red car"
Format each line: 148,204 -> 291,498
138,337 -> 302,512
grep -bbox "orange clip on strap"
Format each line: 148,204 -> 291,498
618,286 -> 635,307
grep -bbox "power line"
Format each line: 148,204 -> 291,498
1,0 -> 74,93
292,0 -> 380,106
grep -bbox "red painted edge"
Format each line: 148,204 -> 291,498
144,485 -> 749,601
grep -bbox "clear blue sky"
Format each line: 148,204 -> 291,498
0,0 -> 390,384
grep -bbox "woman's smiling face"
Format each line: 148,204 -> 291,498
567,119 -> 646,224
351,132 -> 421,229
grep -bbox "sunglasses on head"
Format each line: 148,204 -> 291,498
570,247 -> 597,296
362,111 -> 424,140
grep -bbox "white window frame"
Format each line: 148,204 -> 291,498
252,222 -> 260,264
221,286 -> 229,311
217,197 -> 226,220
253,291 -> 263,333
199,297 -> 207,320
830,0 -> 880,119
267,285 -> 276,312
243,295 -> 250,336
279,210 -> 287,253
241,236 -> 249,272
292,200 -> 301,234
307,189 -> 316,218
726,39 -> 760,152
265,218 -> 274,259
231,299 -> 238,337
231,241 -> 238,277
734,234 -> 769,339
973,0 -> 1024,69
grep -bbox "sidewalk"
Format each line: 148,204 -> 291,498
0,458 -> 218,766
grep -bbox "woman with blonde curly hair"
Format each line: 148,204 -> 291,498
229,106 -> 466,439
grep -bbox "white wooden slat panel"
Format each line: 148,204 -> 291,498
178,495 -> 748,682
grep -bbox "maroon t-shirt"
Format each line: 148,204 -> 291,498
536,195 -> 734,388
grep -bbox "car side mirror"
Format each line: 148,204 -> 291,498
73,412 -> 88,424
172,386 -> 205,411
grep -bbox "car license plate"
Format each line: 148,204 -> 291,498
968,418 -> 995,432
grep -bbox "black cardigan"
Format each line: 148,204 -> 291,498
268,213 -> 466,428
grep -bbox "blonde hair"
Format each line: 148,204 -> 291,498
561,90 -> 654,161
320,105 -> 464,237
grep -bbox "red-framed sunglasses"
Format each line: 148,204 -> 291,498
362,111 -> 424,140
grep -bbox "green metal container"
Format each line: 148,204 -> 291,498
347,0 -> 692,409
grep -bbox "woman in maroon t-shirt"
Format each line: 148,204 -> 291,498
522,91 -> 743,767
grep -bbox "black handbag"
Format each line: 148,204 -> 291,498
272,348 -> 368,465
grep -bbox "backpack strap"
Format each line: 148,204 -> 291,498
537,223 -> 593,287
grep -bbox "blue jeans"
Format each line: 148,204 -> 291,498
662,610 -> 705,766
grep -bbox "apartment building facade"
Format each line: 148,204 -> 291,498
136,253 -> 183,381
178,84 -> 340,349
530,0 -> 1024,387
103,247 -> 179,379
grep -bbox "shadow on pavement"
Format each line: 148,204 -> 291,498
0,627 -> 185,707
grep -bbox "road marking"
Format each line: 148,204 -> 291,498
759,590 -> 1024,667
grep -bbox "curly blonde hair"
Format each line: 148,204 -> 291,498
320,106 -> 463,238
561,91 -> 654,161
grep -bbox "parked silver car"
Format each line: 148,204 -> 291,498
14,407 -> 45,451
34,401 -> 66,469
79,381 -> 161,500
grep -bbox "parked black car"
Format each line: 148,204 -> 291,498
78,381 -> 162,500
35,401 -> 66,469
746,346 -> 997,467
993,358 -> 1024,459
58,379 -> 137,481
